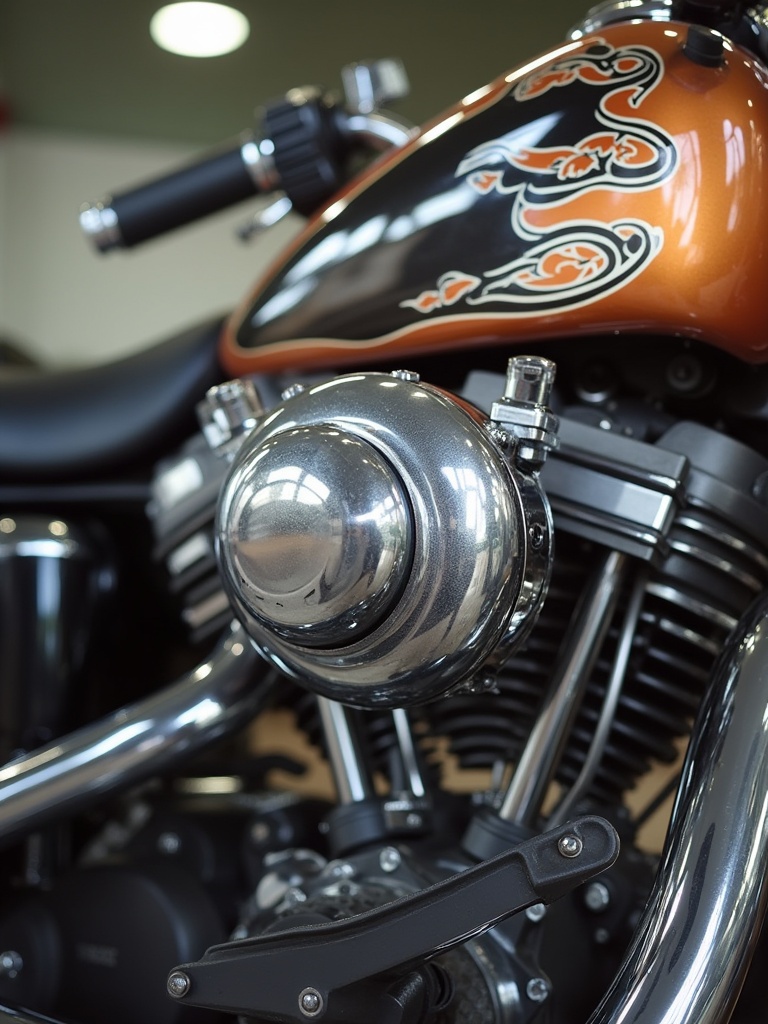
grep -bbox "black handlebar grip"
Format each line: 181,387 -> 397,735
80,135 -> 275,251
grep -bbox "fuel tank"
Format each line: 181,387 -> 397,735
221,20 -> 768,374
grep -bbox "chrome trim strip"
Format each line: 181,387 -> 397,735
588,589 -> 768,1024
0,622 -> 272,846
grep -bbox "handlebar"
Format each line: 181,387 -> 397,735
79,132 -> 278,252
80,71 -> 414,254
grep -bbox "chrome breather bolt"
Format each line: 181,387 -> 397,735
197,378 -> 265,457
490,355 -> 559,466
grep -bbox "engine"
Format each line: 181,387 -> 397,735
135,339 -> 768,1023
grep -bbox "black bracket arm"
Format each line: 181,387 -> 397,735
166,815 -> 619,1022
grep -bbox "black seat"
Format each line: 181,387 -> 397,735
0,317 -> 225,481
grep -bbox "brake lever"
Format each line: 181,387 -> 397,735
166,815 -> 619,1022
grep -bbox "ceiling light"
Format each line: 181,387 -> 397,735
150,3 -> 250,58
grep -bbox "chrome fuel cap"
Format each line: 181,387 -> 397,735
218,423 -> 412,647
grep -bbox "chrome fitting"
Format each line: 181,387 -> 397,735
197,378 -> 265,458
341,59 -> 410,114
490,356 -> 559,467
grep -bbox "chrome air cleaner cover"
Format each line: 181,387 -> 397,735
216,371 -> 552,708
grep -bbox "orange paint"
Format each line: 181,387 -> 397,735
221,21 -> 768,375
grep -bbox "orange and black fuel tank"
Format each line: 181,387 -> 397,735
221,20 -> 768,375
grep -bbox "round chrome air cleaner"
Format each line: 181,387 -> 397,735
215,370 -> 553,708
219,422 -> 412,647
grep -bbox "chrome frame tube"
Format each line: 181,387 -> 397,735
589,590 -> 768,1024
0,622 -> 273,846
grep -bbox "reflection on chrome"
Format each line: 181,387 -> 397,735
0,623 -> 271,847
588,592 -> 768,1024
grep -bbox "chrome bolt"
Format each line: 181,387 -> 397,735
390,369 -> 420,383
379,846 -> 402,873
584,881 -> 611,913
558,834 -> 583,858
157,831 -> 181,855
525,902 -> 547,923
167,971 -> 191,999
528,522 -> 545,549
0,951 -> 23,979
406,812 -> 423,828
197,378 -> 264,454
281,383 -> 306,401
526,977 -> 550,1002
298,987 -> 324,1017
504,355 -> 556,406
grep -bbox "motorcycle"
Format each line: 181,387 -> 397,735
1,0 -> 768,1021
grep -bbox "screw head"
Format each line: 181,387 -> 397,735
584,881 -> 611,913
299,987 -> 324,1017
390,369 -> 420,383
558,834 -> 583,858
167,971 -> 191,999
526,977 -> 550,1002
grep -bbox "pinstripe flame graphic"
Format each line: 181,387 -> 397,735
401,38 -> 676,316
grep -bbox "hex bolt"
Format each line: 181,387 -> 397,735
167,971 -> 191,999
298,987 -> 324,1017
379,846 -> 402,873
525,902 -> 547,923
558,834 -> 583,858
584,881 -> 611,913
390,369 -> 420,383
526,977 -> 550,1002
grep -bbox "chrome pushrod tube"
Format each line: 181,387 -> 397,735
0,622 -> 274,846
588,590 -> 768,1024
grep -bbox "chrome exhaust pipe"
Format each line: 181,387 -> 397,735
588,591 -> 768,1024
0,622 -> 274,846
